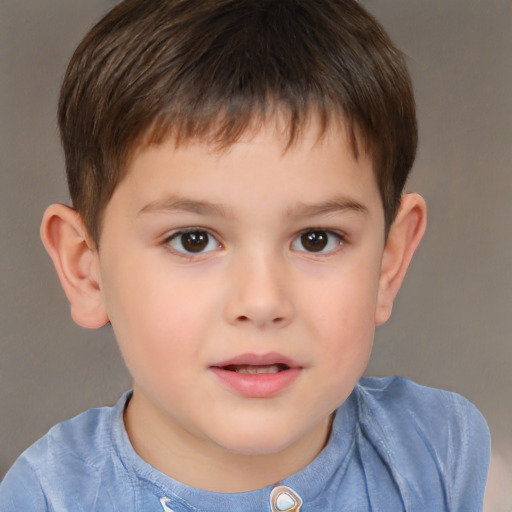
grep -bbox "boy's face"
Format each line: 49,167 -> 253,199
96,120 -> 387,466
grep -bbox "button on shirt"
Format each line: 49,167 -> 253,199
0,377 -> 490,511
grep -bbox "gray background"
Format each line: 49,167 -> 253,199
1,0 -> 511,506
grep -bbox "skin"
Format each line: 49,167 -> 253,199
41,119 -> 426,493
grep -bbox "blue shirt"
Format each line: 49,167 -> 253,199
0,377 -> 490,511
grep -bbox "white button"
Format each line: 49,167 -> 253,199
276,492 -> 295,510
270,485 -> 303,512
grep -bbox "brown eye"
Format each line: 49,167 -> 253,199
300,231 -> 328,252
292,229 -> 343,253
168,230 -> 219,254
181,231 -> 209,252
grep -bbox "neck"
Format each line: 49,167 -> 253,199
123,390 -> 333,493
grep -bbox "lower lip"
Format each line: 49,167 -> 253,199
210,367 -> 301,398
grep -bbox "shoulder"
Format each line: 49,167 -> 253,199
353,376 -> 490,508
355,376 -> 489,443
0,394 -> 128,511
20,400 -> 115,470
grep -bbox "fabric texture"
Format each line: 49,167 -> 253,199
0,376 -> 490,511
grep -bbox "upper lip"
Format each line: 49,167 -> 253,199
210,352 -> 302,369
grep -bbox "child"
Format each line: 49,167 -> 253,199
0,0 -> 490,510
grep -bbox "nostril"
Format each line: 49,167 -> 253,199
236,315 -> 286,325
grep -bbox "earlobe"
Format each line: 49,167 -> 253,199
40,204 -> 109,329
375,193 -> 427,325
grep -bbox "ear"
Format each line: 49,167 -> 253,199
375,193 -> 427,325
40,204 -> 109,329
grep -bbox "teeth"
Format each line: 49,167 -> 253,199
233,365 -> 283,374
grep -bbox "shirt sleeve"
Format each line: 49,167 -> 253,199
0,455 -> 49,512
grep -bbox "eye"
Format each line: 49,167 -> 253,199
166,229 -> 221,254
291,229 -> 344,253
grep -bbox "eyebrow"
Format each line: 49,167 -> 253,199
138,195 -> 368,219
286,197 -> 368,218
138,197 -> 232,217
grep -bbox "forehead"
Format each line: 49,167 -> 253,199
119,117 -> 379,211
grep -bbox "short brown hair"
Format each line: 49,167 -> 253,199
58,0 -> 417,245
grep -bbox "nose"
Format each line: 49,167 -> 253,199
223,251 -> 294,329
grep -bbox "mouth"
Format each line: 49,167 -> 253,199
210,353 -> 301,398
211,352 -> 300,373
221,363 -> 290,374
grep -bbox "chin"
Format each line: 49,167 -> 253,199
224,442 -> 293,458
213,424 -> 305,457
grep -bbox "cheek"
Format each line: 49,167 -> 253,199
314,302 -> 375,374
309,270 -> 379,337
303,266 -> 379,375
309,297 -> 375,407
102,262 -> 213,373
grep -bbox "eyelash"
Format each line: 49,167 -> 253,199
163,228 -> 346,256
